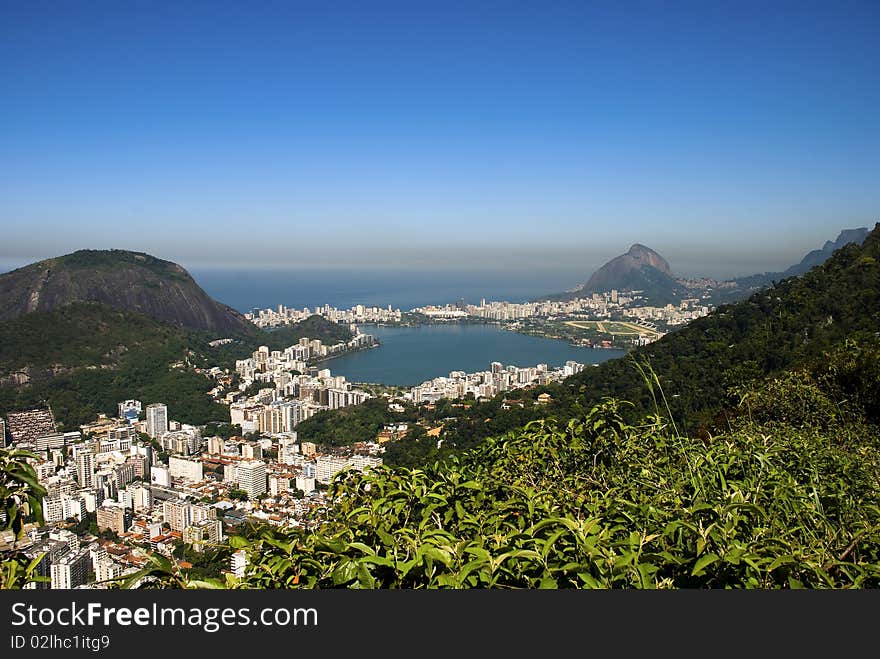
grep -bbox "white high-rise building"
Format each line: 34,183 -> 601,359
295,476 -> 315,494
230,549 -> 248,578
235,460 -> 267,499
42,495 -> 85,523
145,403 -> 168,439
269,476 -> 290,496
277,433 -> 299,465
168,455 -> 204,482
190,503 -> 215,524
117,489 -> 134,510
150,465 -> 170,487
315,456 -> 351,484
128,483 -> 152,512
241,443 -> 262,460
81,489 -> 103,513
163,499 -> 192,532
74,445 -> 96,489
95,559 -> 123,584
50,547 -> 92,589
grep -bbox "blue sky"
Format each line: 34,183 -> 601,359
1,1 -> 878,277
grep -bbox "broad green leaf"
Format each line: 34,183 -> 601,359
691,553 -> 720,577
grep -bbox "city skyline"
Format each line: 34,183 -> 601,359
2,2 -> 878,276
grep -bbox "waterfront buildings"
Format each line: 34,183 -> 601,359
229,349 -> 373,433
410,292 -> 710,336
409,361 -> 585,404
247,304 -> 402,328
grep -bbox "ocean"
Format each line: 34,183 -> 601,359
192,267 -> 584,313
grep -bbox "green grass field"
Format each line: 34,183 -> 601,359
565,320 -> 662,339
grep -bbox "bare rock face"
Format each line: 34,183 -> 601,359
583,243 -> 676,294
0,249 -> 253,335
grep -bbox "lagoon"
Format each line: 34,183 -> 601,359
324,324 -> 627,386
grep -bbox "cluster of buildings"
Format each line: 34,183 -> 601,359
246,303 -> 402,328
1,396 -> 382,589
623,298 -> 711,326
411,293 -> 627,321
411,291 -> 710,328
233,337 -> 375,385
408,360 -> 586,404
240,292 -> 709,351
226,343 -> 374,434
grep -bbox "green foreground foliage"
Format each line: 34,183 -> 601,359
232,419 -> 879,588
120,342 -> 880,588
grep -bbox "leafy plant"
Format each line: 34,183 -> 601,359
0,447 -> 46,540
136,376 -> 880,589
0,447 -> 48,589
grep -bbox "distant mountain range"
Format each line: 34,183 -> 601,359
0,249 -> 253,335
545,227 -> 871,306
720,227 -> 871,301
784,227 -> 871,277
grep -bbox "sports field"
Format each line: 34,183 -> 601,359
565,320 -> 663,340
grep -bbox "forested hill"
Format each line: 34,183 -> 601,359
0,247 -> 356,429
0,301 -> 352,430
558,222 -> 880,429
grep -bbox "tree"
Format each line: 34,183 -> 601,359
203,422 -> 242,440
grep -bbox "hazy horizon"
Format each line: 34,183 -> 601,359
2,3 -> 878,274
0,223 -> 872,286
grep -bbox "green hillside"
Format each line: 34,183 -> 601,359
560,224 -> 879,425
0,302 -> 353,430
0,302 -> 227,428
